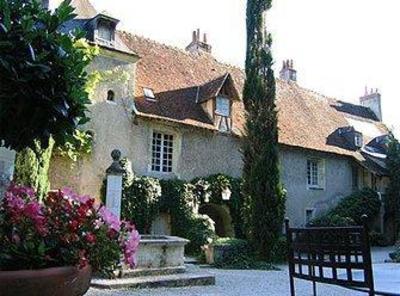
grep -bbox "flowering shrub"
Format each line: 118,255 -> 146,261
0,185 -> 140,276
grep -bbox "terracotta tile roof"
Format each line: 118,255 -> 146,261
118,31 -> 389,162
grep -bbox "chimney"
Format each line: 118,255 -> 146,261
360,87 -> 382,121
279,59 -> 297,82
185,29 -> 212,54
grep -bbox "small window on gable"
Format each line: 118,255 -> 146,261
143,88 -> 156,101
307,159 -> 325,189
355,133 -> 363,148
215,96 -> 230,117
107,90 -> 115,102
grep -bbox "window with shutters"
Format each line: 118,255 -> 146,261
307,159 -> 325,189
151,132 -> 174,173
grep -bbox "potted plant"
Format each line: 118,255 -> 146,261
0,185 -> 140,296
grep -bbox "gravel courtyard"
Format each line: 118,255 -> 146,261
88,248 -> 398,296
87,266 -> 367,296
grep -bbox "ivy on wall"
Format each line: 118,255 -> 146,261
100,159 -> 245,254
55,130 -> 93,162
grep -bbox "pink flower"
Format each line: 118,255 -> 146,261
123,229 -> 140,268
99,206 -> 121,232
61,188 -> 91,204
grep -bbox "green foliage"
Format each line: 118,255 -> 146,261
193,174 -> 246,238
369,231 -> 390,247
13,138 -> 54,200
123,176 -> 161,234
385,133 -> 400,239
310,188 -> 381,227
55,129 -> 93,162
270,236 -> 288,263
309,214 -> 356,227
211,238 -> 276,270
159,179 -> 215,254
0,0 -> 96,151
242,0 -> 286,261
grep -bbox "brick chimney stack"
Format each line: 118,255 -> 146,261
279,59 -> 297,82
186,29 -> 212,54
360,87 -> 382,121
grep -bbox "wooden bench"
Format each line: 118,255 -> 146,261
285,216 -> 397,296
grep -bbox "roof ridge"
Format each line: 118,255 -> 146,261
119,30 -> 244,73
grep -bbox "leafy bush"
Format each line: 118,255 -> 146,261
310,188 -> 381,227
123,176 -> 161,234
211,238 -> 275,270
0,185 -> 140,276
270,236 -> 288,263
369,231 -> 390,247
159,179 -> 215,254
309,214 -> 356,227
192,174 -> 245,238
0,0 -> 96,151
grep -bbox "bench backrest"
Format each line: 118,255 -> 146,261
285,219 -> 374,293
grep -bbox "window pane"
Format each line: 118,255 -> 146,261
307,160 -> 319,186
98,23 -> 112,41
216,97 -> 230,116
151,132 -> 173,173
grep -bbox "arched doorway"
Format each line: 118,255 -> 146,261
199,204 -> 234,237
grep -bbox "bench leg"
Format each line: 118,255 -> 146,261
289,275 -> 295,296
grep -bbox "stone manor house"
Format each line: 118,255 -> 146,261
0,0 -> 391,233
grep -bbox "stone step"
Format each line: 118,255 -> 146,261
122,266 -> 186,277
91,271 -> 215,290
184,256 -> 200,265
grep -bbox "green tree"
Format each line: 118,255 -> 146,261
0,0 -> 96,197
386,133 -> 400,241
242,0 -> 286,260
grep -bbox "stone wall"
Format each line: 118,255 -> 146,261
280,146 -> 354,227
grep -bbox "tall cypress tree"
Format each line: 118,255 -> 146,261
242,0 -> 286,260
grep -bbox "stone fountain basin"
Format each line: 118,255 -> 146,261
135,235 -> 189,270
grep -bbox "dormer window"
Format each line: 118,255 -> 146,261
89,13 -> 120,48
98,20 -> 113,42
355,133 -> 363,148
215,96 -> 230,117
143,88 -> 156,101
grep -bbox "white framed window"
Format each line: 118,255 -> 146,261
151,132 -> 174,173
305,208 -> 316,225
307,159 -> 325,189
215,96 -> 230,117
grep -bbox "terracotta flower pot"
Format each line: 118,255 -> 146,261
0,265 -> 92,296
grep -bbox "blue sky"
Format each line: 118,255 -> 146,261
91,0 -> 400,136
